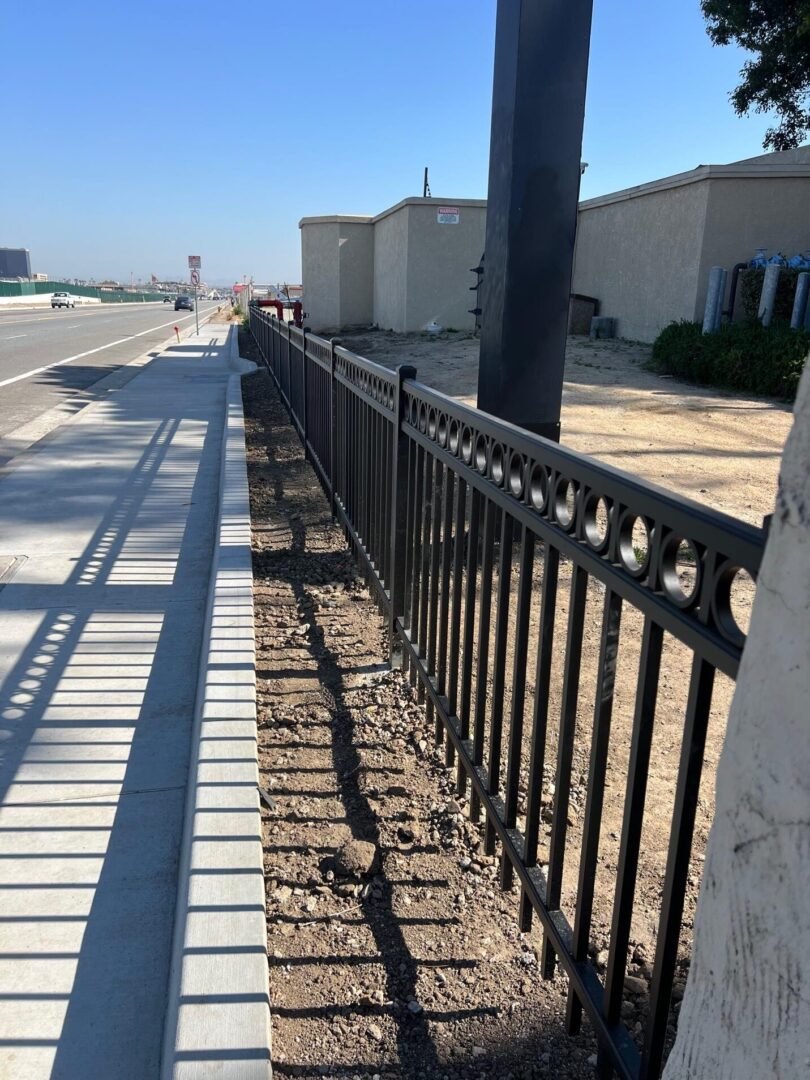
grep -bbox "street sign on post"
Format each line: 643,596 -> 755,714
188,257 -> 202,334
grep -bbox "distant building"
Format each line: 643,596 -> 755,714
300,147 -> 810,341
0,247 -> 32,279
300,199 -> 486,333
31,272 -> 48,282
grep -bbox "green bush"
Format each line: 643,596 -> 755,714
649,319 -> 809,400
739,267 -> 802,323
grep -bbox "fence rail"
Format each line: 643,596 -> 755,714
249,304 -> 765,1079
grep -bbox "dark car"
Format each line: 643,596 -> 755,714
163,295 -> 173,303
175,296 -> 193,311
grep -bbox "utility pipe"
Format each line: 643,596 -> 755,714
712,268 -> 727,331
790,272 -> 810,330
722,263 -> 748,323
702,267 -> 725,334
758,264 -> 781,327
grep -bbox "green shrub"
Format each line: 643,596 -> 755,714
649,319 -> 809,400
739,266 -> 802,323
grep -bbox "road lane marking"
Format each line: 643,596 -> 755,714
4,335 -> 27,340
0,310 -> 217,389
0,302 -> 215,328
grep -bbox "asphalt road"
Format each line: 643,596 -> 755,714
0,300 -> 220,440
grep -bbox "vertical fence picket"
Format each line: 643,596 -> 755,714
435,469 -> 456,745
566,587 -> 623,1033
457,488 -> 482,794
389,365 -> 416,666
520,542 -> 560,931
446,477 -> 468,768
470,499 -> 496,821
485,511 -> 514,856
500,527 -> 536,889
542,563 -> 589,976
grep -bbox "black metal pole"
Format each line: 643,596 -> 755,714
477,0 -> 593,441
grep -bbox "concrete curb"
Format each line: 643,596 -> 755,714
161,333 -> 270,1078
228,318 -> 258,374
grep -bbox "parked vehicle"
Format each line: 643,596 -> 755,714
174,296 -> 193,311
51,292 -> 76,309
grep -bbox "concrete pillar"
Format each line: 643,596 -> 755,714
662,364 -> 810,1080
758,263 -> 781,327
790,272 -> 810,330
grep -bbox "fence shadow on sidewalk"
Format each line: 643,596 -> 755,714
0,350 -> 231,1077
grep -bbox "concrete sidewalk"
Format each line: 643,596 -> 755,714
0,325 -> 268,1078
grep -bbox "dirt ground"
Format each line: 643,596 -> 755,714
244,368 -> 618,1079
240,328 -> 786,1077
335,330 -> 793,528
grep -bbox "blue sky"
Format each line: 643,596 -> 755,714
1,1 -> 778,286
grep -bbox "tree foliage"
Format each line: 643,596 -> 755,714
701,0 -> 810,149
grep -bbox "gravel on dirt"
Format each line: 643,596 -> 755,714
240,362 -> 633,1079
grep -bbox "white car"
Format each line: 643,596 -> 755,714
51,292 -> 76,309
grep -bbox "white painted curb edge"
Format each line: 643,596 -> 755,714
161,333 -> 271,1078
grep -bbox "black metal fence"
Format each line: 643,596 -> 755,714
248,305 -> 765,1079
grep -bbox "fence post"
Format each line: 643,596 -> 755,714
271,315 -> 277,374
389,363 -> 417,668
301,325 -> 309,460
329,338 -> 341,520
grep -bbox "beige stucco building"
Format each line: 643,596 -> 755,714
573,148 -> 810,341
300,198 -> 486,334
300,149 -> 810,342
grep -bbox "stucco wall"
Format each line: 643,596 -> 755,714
300,216 -> 374,333
301,159 -> 809,342
698,177 -> 810,320
372,205 -> 409,332
404,202 -> 486,332
338,221 -> 374,328
300,221 -> 341,332
572,181 -> 710,341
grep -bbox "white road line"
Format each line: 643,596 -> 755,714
0,311 -> 214,389
0,302 -> 214,328
4,335 -> 27,340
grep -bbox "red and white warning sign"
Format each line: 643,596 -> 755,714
436,206 -> 460,224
